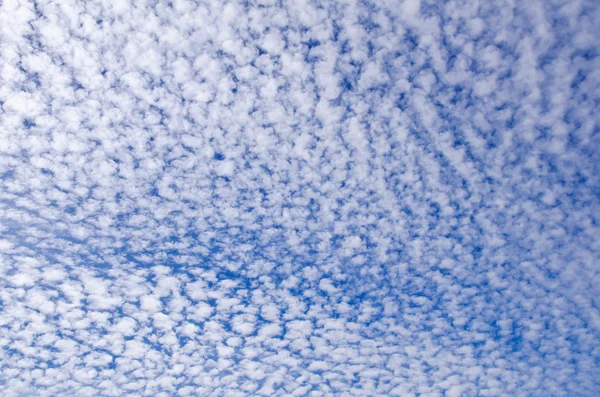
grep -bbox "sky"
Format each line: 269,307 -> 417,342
0,0 -> 599,396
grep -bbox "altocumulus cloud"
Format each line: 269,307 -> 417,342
0,0 -> 599,396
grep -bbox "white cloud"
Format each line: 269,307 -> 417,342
0,0 -> 598,395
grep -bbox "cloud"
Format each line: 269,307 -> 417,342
0,0 -> 599,396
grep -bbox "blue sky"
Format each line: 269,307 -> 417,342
0,0 -> 599,396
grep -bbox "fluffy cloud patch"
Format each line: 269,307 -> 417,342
0,0 -> 599,396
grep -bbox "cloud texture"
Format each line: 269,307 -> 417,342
0,0 -> 599,395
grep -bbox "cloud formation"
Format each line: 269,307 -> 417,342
0,0 -> 599,396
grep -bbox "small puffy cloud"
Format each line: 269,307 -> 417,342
124,340 -> 148,359
9,273 -> 36,287
214,160 -> 236,177
140,295 -> 162,313
113,317 -> 137,336
319,278 -> 338,294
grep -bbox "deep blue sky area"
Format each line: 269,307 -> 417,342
0,0 -> 599,396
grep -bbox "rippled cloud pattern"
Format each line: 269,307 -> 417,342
0,0 -> 599,396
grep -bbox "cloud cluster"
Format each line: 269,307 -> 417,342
0,0 -> 599,395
